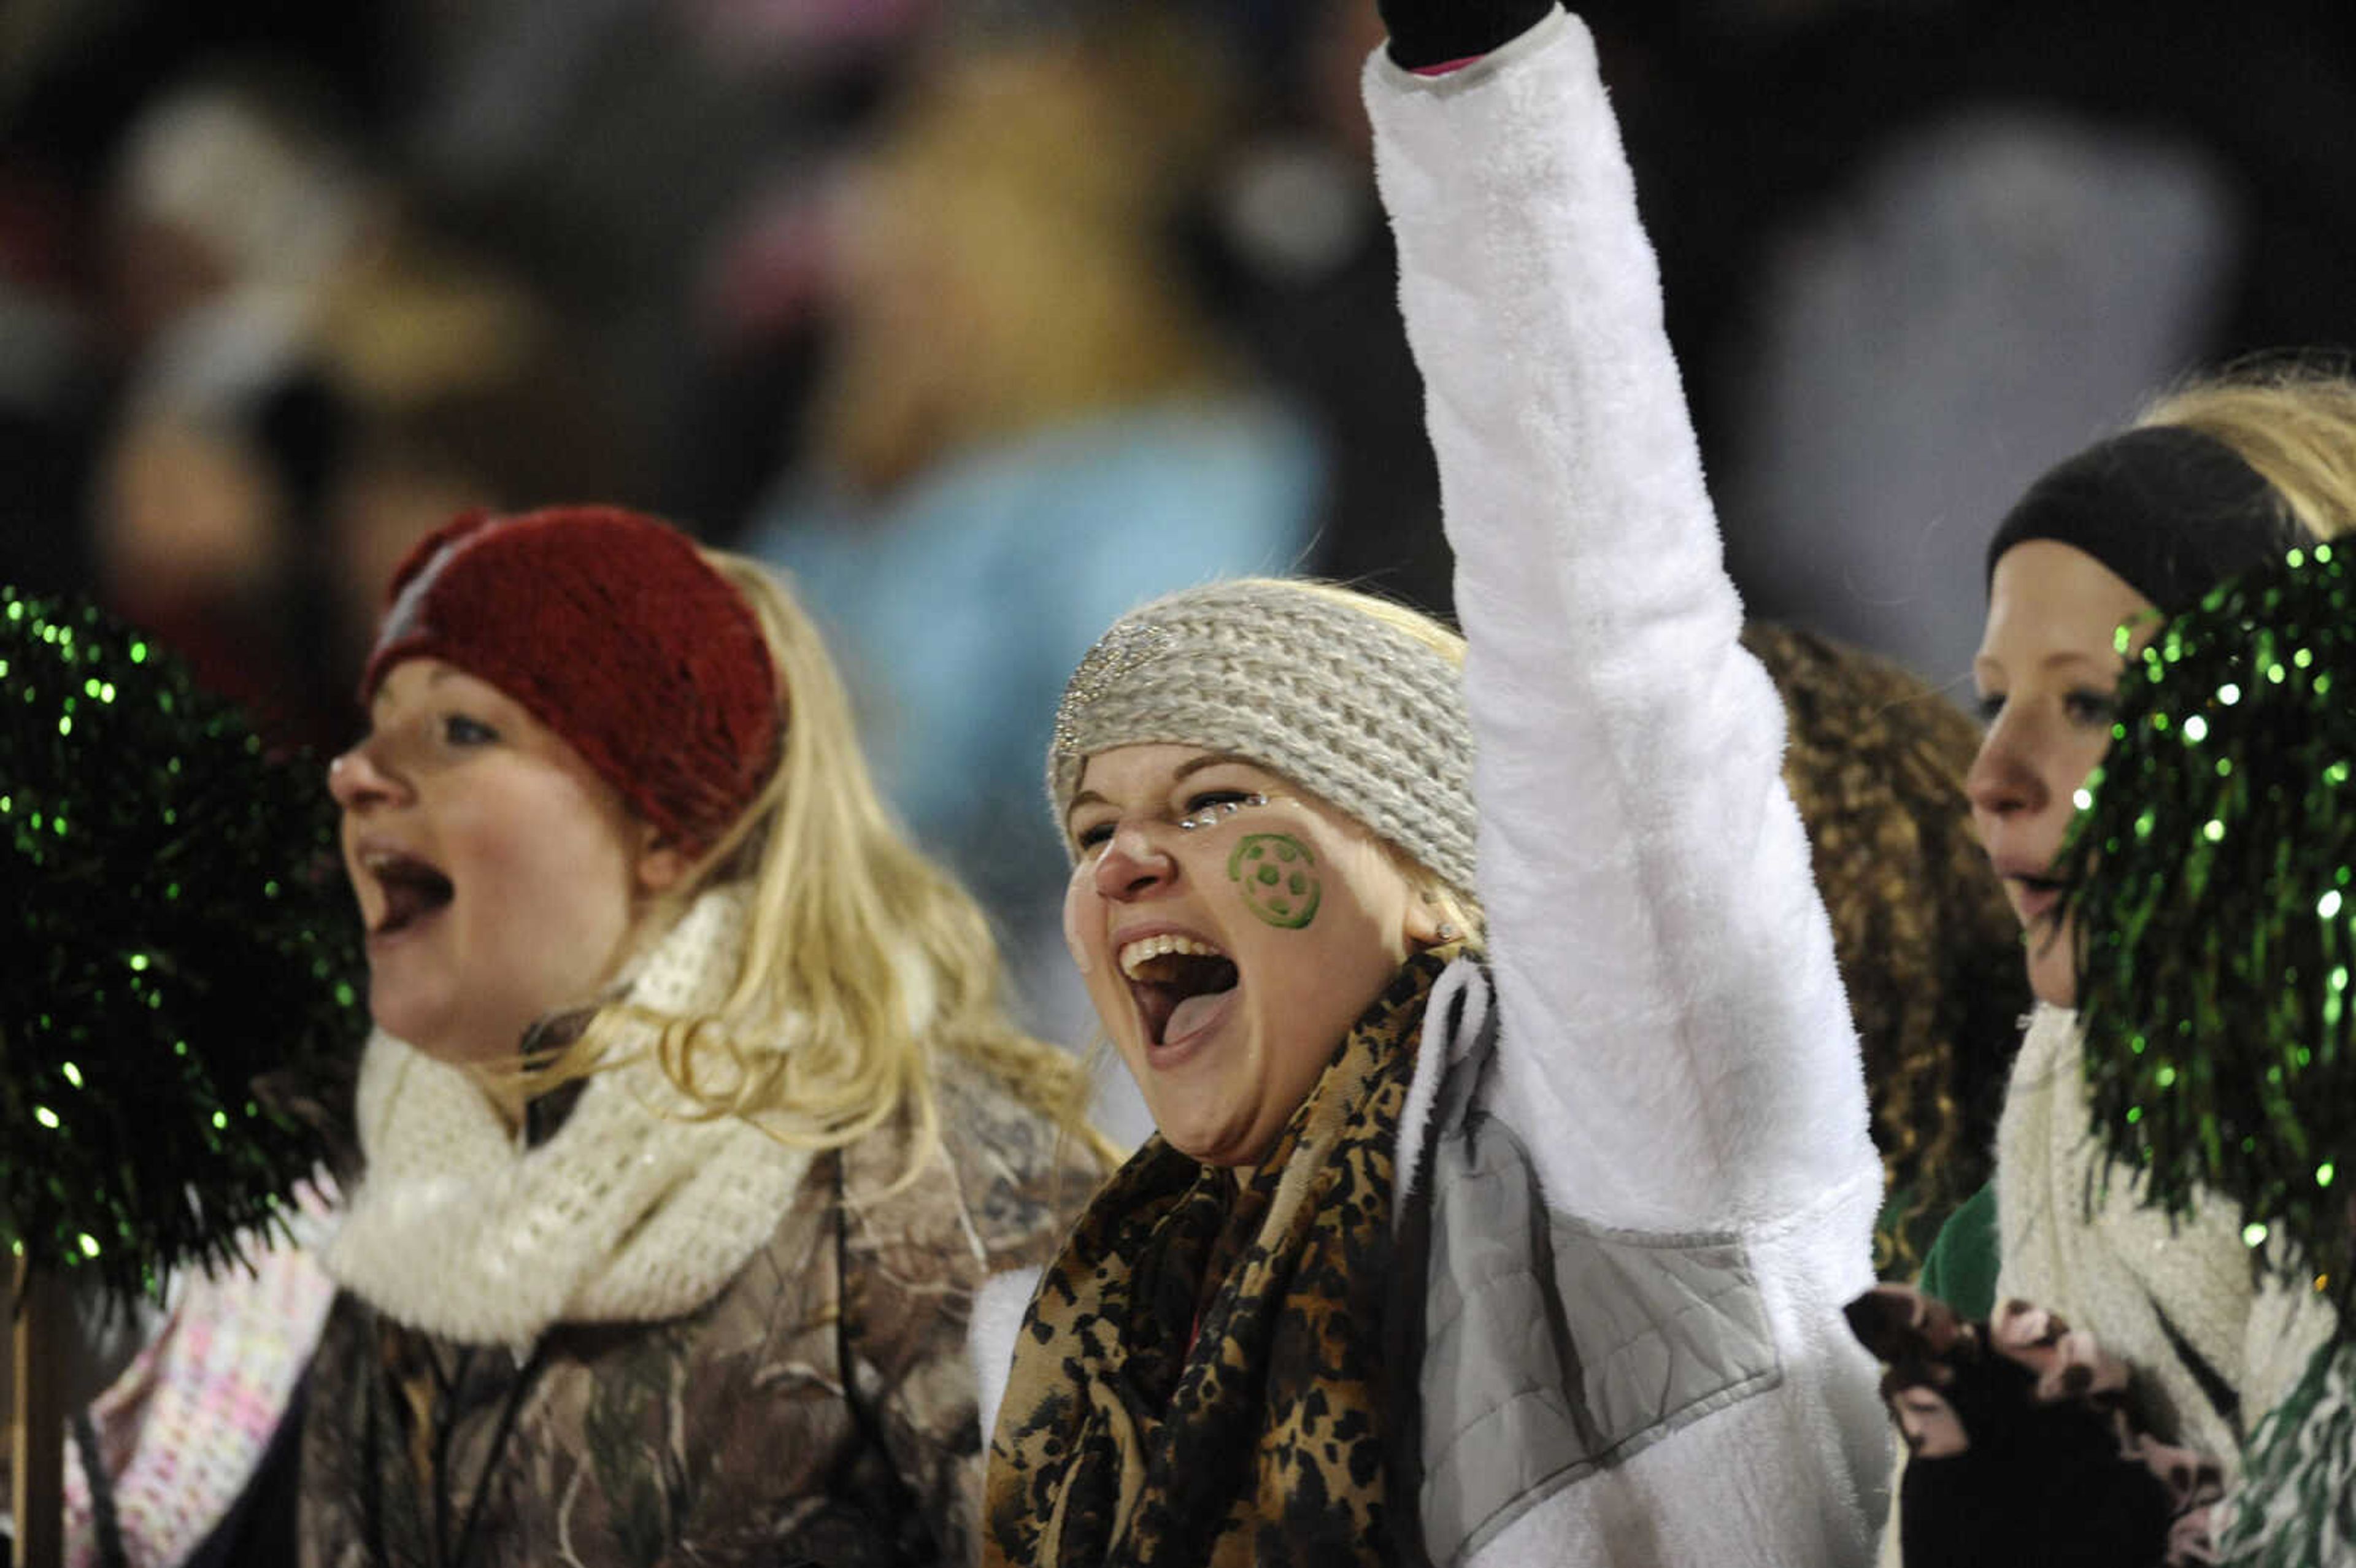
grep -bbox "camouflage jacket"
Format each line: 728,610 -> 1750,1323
298,1055 -> 1097,1568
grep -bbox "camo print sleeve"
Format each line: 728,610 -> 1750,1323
297,1061 -> 1097,1568
834,1061 -> 1103,1567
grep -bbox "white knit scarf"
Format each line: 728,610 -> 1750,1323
321,887 -> 817,1348
1996,1004 -> 2336,1469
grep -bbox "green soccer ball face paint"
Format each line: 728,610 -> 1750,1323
1230,834 -> 1322,929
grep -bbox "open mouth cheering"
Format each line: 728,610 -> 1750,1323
1119,932 -> 1239,1048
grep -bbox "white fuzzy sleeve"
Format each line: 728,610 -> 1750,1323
1366,11 -> 1877,1240
968,1265 -> 1040,1449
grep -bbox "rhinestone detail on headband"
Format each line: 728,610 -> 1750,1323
1053,622 -> 1174,756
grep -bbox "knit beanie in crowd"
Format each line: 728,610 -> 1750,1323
361,505 -> 780,856
1048,579 -> 1476,895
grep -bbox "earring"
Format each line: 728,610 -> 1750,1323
1434,921 -> 1459,942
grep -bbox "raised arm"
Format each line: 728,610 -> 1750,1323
1367,9 -> 1877,1237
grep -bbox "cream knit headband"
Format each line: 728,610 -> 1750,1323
1048,580 -> 1477,894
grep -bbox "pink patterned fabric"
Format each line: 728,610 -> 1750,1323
63,1219 -> 336,1568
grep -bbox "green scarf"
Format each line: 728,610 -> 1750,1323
984,950 -> 1452,1567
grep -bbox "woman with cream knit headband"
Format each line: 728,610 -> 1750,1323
281,504 -> 1107,1567
976,3 -> 1891,1564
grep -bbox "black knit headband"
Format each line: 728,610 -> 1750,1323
1985,425 -> 2300,612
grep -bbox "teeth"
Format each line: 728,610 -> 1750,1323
1118,933 -> 1226,979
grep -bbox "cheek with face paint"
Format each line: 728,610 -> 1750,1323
1229,834 -> 1322,928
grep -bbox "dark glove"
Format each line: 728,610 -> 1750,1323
1846,1287 -> 2223,1568
1376,0 -> 1557,71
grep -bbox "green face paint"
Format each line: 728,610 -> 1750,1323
1228,833 -> 1321,929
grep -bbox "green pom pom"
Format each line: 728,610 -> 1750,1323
2062,542 -> 2356,1321
1,586 -> 363,1305
2217,1337 -> 2356,1566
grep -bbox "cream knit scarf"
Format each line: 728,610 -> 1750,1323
1996,1004 -> 2335,1467
321,887 -> 817,1348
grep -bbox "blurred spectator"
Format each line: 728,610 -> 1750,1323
312,236 -> 647,686
1722,107 -> 2239,688
1595,0 -> 2356,688
395,0 -> 804,527
1217,0 -> 1452,619
741,11 -> 1322,1082
79,67 -> 651,751
0,164 -> 102,596
85,70 -> 379,750
17,0 -> 2356,716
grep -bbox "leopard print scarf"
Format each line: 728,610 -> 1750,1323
983,950 -> 1449,1568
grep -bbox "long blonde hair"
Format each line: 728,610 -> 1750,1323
544,550 -> 1113,1170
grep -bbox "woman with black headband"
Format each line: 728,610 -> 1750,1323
1859,374 -> 2356,1561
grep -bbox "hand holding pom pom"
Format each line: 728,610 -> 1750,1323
1847,1285 -> 2222,1568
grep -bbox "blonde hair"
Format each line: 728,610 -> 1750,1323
2138,359 -> 2356,543
812,12 -> 1238,493
539,550 -> 1114,1172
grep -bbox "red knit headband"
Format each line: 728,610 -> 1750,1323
361,506 -> 782,856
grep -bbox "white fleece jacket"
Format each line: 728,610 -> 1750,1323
1367,10 -> 1889,1566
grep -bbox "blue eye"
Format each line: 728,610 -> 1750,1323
443,713 -> 500,747
2063,688 -> 2118,728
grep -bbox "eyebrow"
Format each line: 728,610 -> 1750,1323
2027,649 -> 2126,676
1973,647 -> 2125,680
1064,752 -> 1261,821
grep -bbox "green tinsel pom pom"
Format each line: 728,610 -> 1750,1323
2061,541 -> 2356,1323
2,586 -> 364,1304
2217,1337 -> 2356,1568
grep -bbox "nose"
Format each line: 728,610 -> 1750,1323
1091,820 -> 1179,902
1964,710 -> 2045,826
326,737 -> 406,812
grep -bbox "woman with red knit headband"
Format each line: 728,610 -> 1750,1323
291,505 -> 1106,1567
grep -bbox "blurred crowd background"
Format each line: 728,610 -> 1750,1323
8,0 -> 2356,1053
